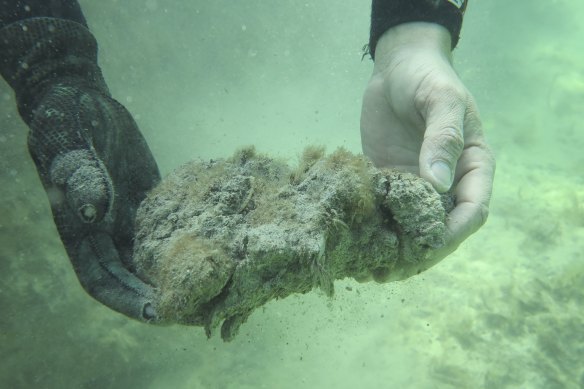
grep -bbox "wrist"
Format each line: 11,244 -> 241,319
0,18 -> 108,121
373,22 -> 453,73
368,0 -> 467,59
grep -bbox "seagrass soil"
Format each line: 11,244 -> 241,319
133,147 -> 453,340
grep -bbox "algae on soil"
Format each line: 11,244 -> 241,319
133,147 -> 452,340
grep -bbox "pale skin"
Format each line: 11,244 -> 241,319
361,22 -> 495,266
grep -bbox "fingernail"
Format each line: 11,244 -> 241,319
430,160 -> 453,191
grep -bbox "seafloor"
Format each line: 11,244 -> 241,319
1,1 -> 583,388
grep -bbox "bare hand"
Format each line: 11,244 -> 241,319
361,22 -> 495,260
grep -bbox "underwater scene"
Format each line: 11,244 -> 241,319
1,0 -> 583,388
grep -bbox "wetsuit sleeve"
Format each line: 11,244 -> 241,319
369,0 -> 467,59
0,0 -> 87,29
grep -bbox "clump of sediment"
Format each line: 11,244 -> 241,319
133,147 -> 452,340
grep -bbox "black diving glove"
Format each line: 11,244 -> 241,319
0,17 -> 161,321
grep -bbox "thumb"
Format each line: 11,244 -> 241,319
419,95 -> 466,193
49,149 -> 114,223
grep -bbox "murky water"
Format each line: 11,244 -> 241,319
2,1 -> 583,388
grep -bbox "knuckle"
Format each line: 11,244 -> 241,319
430,128 -> 465,158
441,127 -> 465,147
418,80 -> 467,110
474,203 -> 490,229
464,105 -> 484,133
443,89 -> 467,110
478,204 -> 489,226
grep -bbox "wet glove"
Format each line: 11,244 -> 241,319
0,17 -> 161,321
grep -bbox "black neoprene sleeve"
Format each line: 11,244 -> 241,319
369,0 -> 467,59
2,0 -> 466,62
0,0 -> 86,29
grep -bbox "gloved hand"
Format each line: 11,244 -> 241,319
361,22 -> 495,262
0,18 -> 161,321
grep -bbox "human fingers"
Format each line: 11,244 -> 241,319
74,232 -> 160,322
447,136 -> 495,248
418,84 -> 467,193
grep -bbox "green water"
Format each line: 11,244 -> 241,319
1,1 -> 584,388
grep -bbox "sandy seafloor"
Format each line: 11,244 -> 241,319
2,0 -> 584,388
